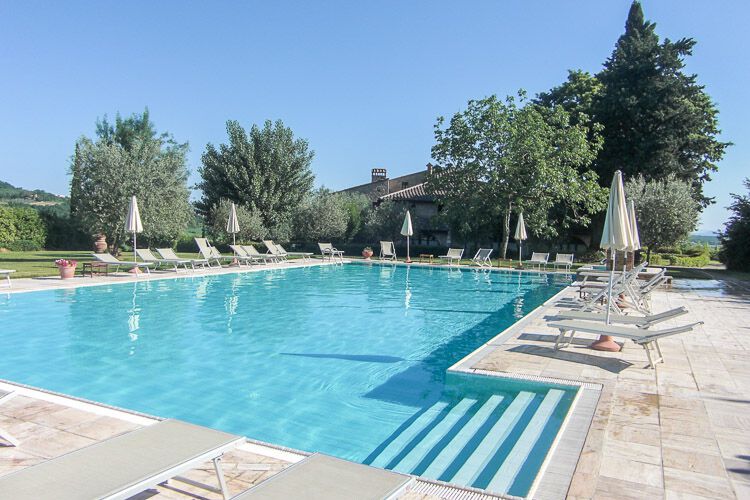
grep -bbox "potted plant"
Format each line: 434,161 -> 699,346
55,259 -> 78,279
93,234 -> 107,253
362,246 -> 373,260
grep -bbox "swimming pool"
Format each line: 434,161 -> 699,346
1,263 -> 575,497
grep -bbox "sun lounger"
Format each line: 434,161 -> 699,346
195,238 -> 233,267
525,252 -> 549,270
552,253 -> 574,272
229,245 -> 259,266
318,243 -> 344,263
379,241 -> 396,261
439,248 -> 464,265
93,253 -> 154,275
548,319 -> 704,368
156,248 -> 209,270
276,244 -> 313,262
0,390 -> 19,446
552,306 -> 689,327
136,249 -> 190,272
0,419 -> 244,500
243,245 -> 277,264
0,269 -> 14,288
232,453 -> 413,500
471,248 -> 493,267
263,240 -> 288,262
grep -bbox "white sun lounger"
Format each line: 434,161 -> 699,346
93,253 -> 154,275
195,238 -> 234,267
243,245 -> 277,264
379,241 -> 396,261
552,253 -> 574,272
548,319 -> 704,368
552,306 -> 689,327
263,240 -> 288,262
229,245 -> 259,266
0,419 -> 244,500
472,248 -> 493,267
232,453 -> 413,500
136,249 -> 191,272
0,390 -> 19,446
439,248 -> 464,265
318,243 -> 344,263
525,252 -> 549,270
156,248 -> 209,270
0,269 -> 15,288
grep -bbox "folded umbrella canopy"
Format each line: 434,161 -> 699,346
514,212 -> 528,267
594,170 -> 633,351
401,211 -> 413,263
226,203 -> 240,246
126,196 -> 143,263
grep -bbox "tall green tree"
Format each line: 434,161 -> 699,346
625,174 -> 700,262
70,111 -> 193,251
538,1 -> 729,207
718,179 -> 750,272
428,93 -> 606,258
197,120 -> 315,233
293,189 -> 350,242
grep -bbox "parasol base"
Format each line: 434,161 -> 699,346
405,259 -> 412,264
590,335 -> 621,352
229,258 -> 240,267
128,268 -> 143,275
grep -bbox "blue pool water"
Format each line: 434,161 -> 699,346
1,263 -> 576,497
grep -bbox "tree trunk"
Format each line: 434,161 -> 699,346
646,246 -> 651,264
500,202 -> 512,260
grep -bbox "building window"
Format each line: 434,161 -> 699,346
401,182 -> 409,189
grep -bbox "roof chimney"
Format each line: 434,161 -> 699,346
371,168 -> 387,183
426,163 -> 433,175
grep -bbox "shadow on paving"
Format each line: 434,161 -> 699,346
506,343 -> 633,374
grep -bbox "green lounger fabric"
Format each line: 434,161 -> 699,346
0,419 -> 243,500
233,453 -> 412,500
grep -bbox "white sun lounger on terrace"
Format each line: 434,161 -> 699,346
93,253 -> 153,275
551,253 -> 574,272
0,419 -> 244,500
136,249 -> 190,272
439,248 -> 464,265
263,240 -> 288,262
0,269 -> 14,288
243,245 -> 277,264
547,319 -> 704,368
0,390 -> 19,446
552,306 -> 689,328
276,244 -> 313,262
318,243 -> 344,263
229,245 -> 259,266
525,252 -> 549,270
379,241 -> 396,261
156,248 -> 209,270
194,238 -> 230,267
232,453 -> 413,500
472,248 -> 493,267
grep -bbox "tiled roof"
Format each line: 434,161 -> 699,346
380,182 -> 440,202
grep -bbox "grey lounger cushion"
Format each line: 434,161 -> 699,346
233,453 -> 412,500
0,419 -> 243,500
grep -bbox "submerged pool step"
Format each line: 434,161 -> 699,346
392,398 -> 478,473
369,401 -> 449,468
486,389 -> 565,494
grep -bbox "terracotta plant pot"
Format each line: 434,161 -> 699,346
58,265 -> 77,279
94,234 -> 107,253
362,249 -> 373,260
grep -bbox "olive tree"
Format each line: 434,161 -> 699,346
625,174 -> 700,262
293,190 -> 349,242
208,199 -> 267,243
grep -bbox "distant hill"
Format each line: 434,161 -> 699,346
690,233 -> 719,245
0,180 -> 69,215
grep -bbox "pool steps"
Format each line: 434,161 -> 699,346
368,389 -> 566,496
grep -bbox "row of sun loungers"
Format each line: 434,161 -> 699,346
0,416 -> 411,500
546,260 -> 702,368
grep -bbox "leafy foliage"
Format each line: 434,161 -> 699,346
208,199 -> 267,243
719,179 -> 750,272
293,190 -> 350,242
197,120 -> 315,234
625,174 -> 700,261
69,111 -> 193,250
428,93 -> 606,257
538,1 -> 729,208
0,206 -> 47,249
363,200 -> 407,242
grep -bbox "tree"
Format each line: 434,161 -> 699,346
363,200 -> 407,242
70,111 -> 193,251
428,93 -> 606,258
208,199 -> 267,243
340,192 -> 372,241
197,120 -> 315,234
625,174 -> 700,262
293,189 -> 349,242
718,179 -> 750,272
539,1 -> 730,207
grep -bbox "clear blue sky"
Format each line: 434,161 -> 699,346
0,1 -> 746,232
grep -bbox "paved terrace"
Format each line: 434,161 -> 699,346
462,278 -> 750,499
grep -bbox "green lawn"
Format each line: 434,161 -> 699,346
0,250 -> 95,279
